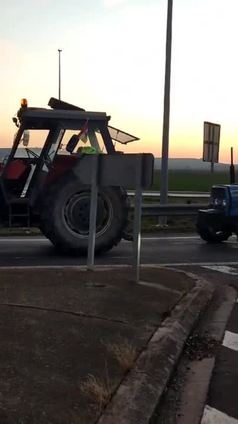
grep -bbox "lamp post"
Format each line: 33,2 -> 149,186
160,0 -> 173,223
58,49 -> 62,100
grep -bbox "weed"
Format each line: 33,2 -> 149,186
106,340 -> 137,372
80,374 -> 111,411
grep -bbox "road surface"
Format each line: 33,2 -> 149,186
0,233 -> 238,267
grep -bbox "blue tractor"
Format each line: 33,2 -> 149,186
197,184 -> 238,242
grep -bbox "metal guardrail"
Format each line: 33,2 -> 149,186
128,191 -> 209,216
128,190 -> 210,199
141,203 -> 207,217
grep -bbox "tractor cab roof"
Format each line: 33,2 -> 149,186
17,107 -> 109,130
16,98 -> 139,144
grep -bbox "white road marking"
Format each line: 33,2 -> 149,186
0,238 -> 49,242
223,331 -> 238,352
0,235 -> 200,242
141,236 -> 200,240
202,265 -> 238,275
146,262 -> 238,267
2,262 -> 238,269
201,405 -> 238,424
0,262 -> 237,271
142,235 -> 238,241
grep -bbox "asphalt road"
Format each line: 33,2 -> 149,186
0,233 -> 238,267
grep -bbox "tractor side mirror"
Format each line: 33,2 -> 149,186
22,130 -> 30,146
66,134 -> 79,154
12,117 -> 19,127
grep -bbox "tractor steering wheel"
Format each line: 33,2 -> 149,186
25,148 -> 40,159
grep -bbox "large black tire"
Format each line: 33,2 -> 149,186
40,172 -> 129,254
196,210 -> 231,243
197,225 -> 231,243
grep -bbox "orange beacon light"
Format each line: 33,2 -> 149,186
21,98 -> 28,108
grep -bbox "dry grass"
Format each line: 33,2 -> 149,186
80,374 -> 111,410
80,341 -> 138,413
106,340 -> 137,372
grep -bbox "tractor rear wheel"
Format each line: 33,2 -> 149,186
40,172 -> 129,254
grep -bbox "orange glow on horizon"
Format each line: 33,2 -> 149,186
1,128 -> 234,164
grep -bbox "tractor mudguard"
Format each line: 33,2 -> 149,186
197,209 -> 225,226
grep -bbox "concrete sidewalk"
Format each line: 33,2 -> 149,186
0,266 -> 213,424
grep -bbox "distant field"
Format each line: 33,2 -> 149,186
152,170 -> 230,192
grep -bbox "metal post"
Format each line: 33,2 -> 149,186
210,125 -> 214,173
58,49 -> 62,100
160,0 -> 173,223
87,155 -> 99,270
133,155 -> 143,283
230,146 -> 235,184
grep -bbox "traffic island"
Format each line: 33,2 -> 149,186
0,267 -> 213,423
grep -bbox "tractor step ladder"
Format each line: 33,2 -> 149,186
8,199 -> 31,228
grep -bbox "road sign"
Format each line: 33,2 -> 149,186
203,121 -> 221,163
85,153 -> 154,283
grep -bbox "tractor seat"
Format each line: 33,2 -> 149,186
4,159 -> 30,180
3,159 -> 32,196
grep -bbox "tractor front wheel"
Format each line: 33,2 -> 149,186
197,226 -> 231,243
196,210 -> 232,243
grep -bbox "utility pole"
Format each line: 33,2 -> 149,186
160,0 -> 173,223
58,49 -> 62,100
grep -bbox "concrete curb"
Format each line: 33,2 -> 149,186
177,284 -> 237,424
98,277 -> 214,424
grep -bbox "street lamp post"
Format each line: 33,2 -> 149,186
58,49 -> 62,100
160,0 -> 173,223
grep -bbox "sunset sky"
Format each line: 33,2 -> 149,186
1,0 -> 238,162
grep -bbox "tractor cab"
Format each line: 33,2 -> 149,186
1,98 -> 139,204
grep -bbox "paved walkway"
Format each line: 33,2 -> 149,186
0,266 -> 209,424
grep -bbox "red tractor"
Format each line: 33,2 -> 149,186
0,98 -> 139,254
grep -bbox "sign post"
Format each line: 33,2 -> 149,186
79,153 -> 154,281
203,122 -> 221,172
230,147 -> 235,184
87,154 -> 99,270
133,155 -> 143,283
